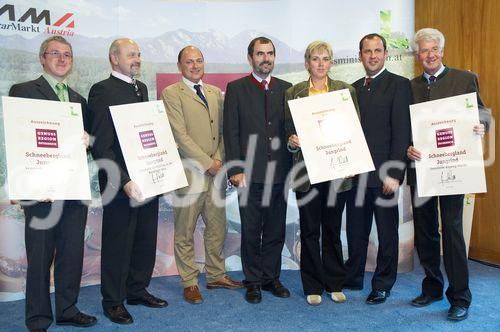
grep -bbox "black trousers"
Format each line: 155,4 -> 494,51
23,200 -> 88,330
100,194 -> 159,309
296,183 -> 347,295
238,183 -> 287,285
345,187 -> 399,291
410,186 -> 471,307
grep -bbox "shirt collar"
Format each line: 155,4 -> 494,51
423,64 -> 446,82
182,76 -> 203,93
252,72 -> 271,84
42,72 -> 68,89
308,76 -> 329,91
366,67 -> 386,80
111,70 -> 134,84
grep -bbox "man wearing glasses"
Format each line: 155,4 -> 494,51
8,36 -> 96,332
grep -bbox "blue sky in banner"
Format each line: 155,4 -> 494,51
6,0 -> 413,51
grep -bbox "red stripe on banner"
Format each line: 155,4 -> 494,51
53,13 -> 73,27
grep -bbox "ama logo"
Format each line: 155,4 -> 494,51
0,4 -> 75,36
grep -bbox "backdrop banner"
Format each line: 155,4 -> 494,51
0,0 -> 418,301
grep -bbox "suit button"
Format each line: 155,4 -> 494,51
268,137 -> 272,141
268,121 -> 271,125
211,120 -> 214,123
213,137 -> 216,140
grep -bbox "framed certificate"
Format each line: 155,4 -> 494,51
410,92 -> 486,197
288,89 -> 374,184
110,100 -> 187,199
2,96 -> 91,200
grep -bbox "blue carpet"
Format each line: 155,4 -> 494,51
1,260 -> 499,331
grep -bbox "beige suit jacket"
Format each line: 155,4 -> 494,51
162,80 -> 224,194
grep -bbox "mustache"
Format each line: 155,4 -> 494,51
259,61 -> 272,66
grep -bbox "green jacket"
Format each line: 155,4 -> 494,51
284,76 -> 360,193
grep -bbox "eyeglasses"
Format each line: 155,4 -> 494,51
44,51 -> 73,59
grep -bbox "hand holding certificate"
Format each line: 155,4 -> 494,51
287,89 -> 374,184
2,96 -> 91,200
410,92 -> 486,197
109,100 -> 187,199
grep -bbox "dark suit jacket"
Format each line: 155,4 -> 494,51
352,69 -> 412,187
9,75 -> 89,131
407,67 -> 491,186
284,77 -> 359,192
223,75 -> 292,184
88,75 -> 148,192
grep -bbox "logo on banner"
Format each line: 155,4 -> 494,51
435,127 -> 455,148
0,4 -> 75,36
139,130 -> 157,149
36,129 -> 59,148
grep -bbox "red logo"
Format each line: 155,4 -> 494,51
36,129 -> 58,148
435,128 -> 455,148
139,130 -> 157,149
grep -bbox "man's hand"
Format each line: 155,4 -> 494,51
288,134 -> 300,149
407,145 -> 421,161
229,173 -> 246,188
123,180 -> 144,202
382,176 -> 399,195
82,131 -> 90,149
473,123 -> 485,137
207,159 -> 222,176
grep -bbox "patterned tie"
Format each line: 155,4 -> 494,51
261,79 -> 268,91
364,77 -> 372,87
429,75 -> 436,84
55,82 -> 67,102
194,84 -> 208,108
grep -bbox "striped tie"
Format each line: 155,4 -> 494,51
55,82 -> 67,102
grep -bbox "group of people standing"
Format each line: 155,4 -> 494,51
9,26 -> 490,332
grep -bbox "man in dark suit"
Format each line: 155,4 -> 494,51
223,37 -> 292,304
407,28 -> 491,321
88,38 -> 166,325
9,36 -> 96,332
345,33 -> 412,304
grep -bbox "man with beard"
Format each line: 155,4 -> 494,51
344,33 -> 412,304
223,37 -> 292,304
88,38 -> 167,325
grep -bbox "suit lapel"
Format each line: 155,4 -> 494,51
35,76 -> 59,101
179,81 -> 207,110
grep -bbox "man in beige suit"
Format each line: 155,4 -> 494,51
161,46 -> 243,304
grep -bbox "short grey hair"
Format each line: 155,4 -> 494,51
304,41 -> 333,62
39,36 -> 72,58
411,28 -> 445,53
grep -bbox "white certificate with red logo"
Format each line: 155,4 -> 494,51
288,89 -> 374,184
2,96 -> 91,200
110,100 -> 187,199
410,92 -> 486,197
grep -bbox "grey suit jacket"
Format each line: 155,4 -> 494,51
162,80 -> 224,194
284,77 -> 359,193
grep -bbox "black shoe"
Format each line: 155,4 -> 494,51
447,305 -> 468,321
103,305 -> 133,325
56,311 -> 97,327
262,280 -> 290,298
127,292 -> 168,308
245,284 -> 262,304
366,290 -> 390,304
411,293 -> 443,307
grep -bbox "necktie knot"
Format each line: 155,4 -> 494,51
261,79 -> 268,90
364,77 -> 372,87
55,82 -> 66,102
429,75 -> 436,84
194,84 -> 208,108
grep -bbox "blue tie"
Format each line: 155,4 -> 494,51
194,84 -> 208,108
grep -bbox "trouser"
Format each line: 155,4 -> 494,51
411,186 -> 471,307
238,183 -> 287,285
24,200 -> 87,330
296,182 -> 347,295
345,187 -> 399,291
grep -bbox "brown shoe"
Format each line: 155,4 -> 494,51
183,285 -> 203,304
206,275 -> 244,289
